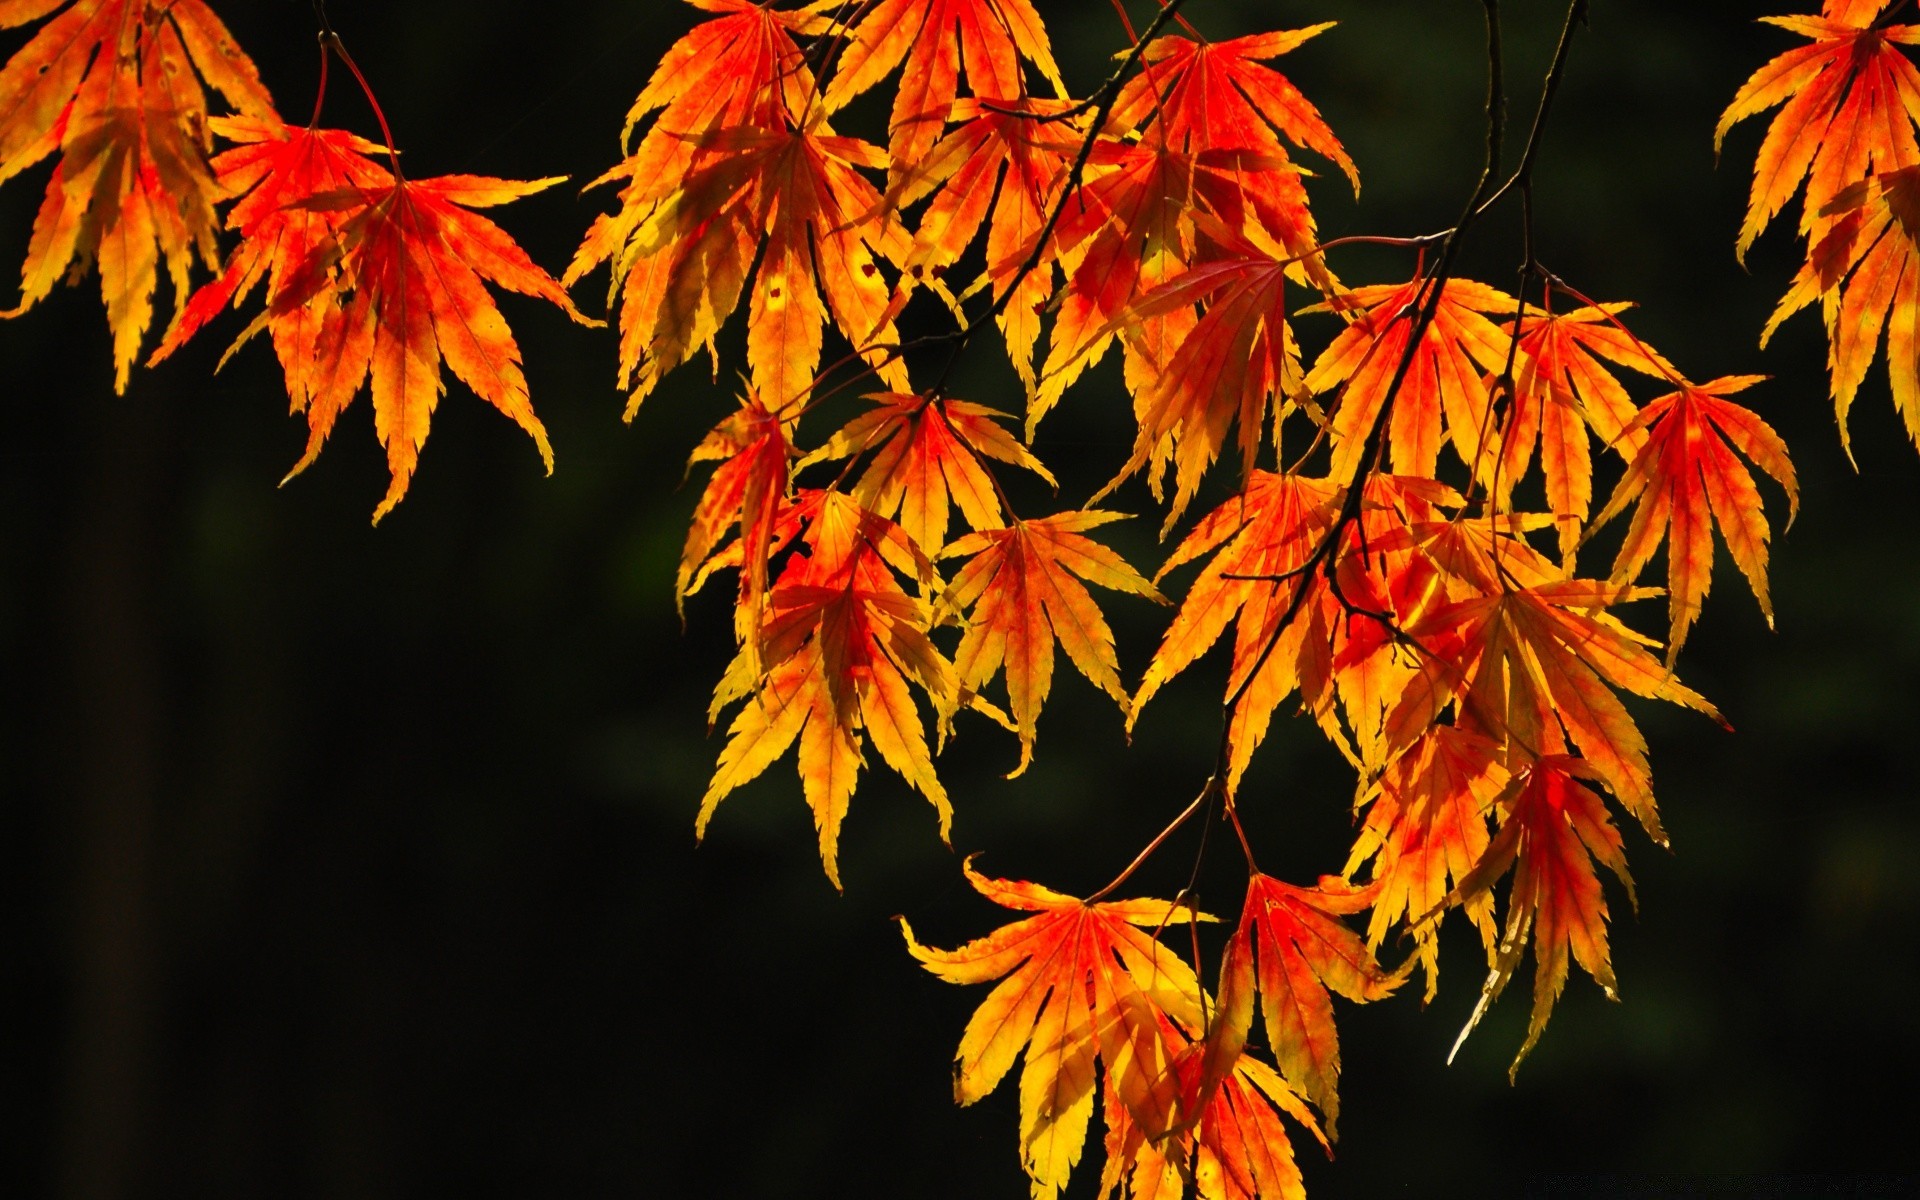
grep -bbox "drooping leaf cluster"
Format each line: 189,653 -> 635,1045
554,3 -> 1798,1196
0,0 -> 590,520
0,3 -> 1838,1197
1723,0 -> 1920,455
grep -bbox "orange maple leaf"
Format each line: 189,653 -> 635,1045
160,117 -> 592,522
678,392 -> 794,622
1110,26 -> 1357,193
1205,875 -> 1400,1138
901,860 -> 1212,1200
1033,21 -> 1354,439
1766,165 -> 1920,453
1101,1020 -> 1324,1200
1032,138 -> 1200,431
1344,724 -> 1508,1000
1590,376 -> 1799,659
1305,276 -> 1520,482
568,119 -> 911,414
568,0 -> 834,398
1491,302 -> 1672,562
1443,755 -> 1634,1077
1390,580 -> 1721,846
147,117 -> 391,426
618,0 -> 831,149
821,0 -> 1065,172
1131,471 -> 1343,794
1717,0 -> 1920,261
894,96 -> 1082,390
1110,25 -> 1353,286
702,492 -> 956,889
0,0 -> 274,391
1098,228 -> 1301,528
938,511 -> 1167,775
804,391 -> 1054,555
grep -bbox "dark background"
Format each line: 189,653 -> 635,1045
4,1 -> 1917,1196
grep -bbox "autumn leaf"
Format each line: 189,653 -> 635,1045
1131,471 -> 1343,794
1110,25 -> 1352,287
1493,302 -> 1673,562
895,96 -> 1082,390
147,117 -> 391,428
1305,277 -> 1520,483
702,492 -> 956,890
1033,21 -> 1357,440
938,511 -> 1167,775
1717,0 -> 1920,261
1766,165 -> 1920,453
1391,580 -> 1721,846
1205,875 -> 1400,1138
1443,756 -> 1634,1077
678,392 -> 794,624
821,0 -> 1065,172
0,0 -> 275,391
1344,725 -> 1508,1000
1101,1022 -> 1324,1200
568,118 -> 911,415
618,0 -> 832,149
1032,138 -> 1199,433
158,118 -> 593,522
901,860 -> 1212,1200
804,391 -> 1055,555
1590,376 -> 1799,659
1096,229 -> 1302,530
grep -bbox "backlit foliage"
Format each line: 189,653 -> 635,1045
8,1 -> 1913,1195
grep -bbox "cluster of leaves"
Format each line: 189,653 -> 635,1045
1722,0 -> 1920,452
0,0 -> 590,520
6,2 -> 1883,1197
556,2 -> 1799,1197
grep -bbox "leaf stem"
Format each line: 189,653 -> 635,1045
310,6 -> 403,179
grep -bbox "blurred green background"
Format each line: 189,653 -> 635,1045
3,1 -> 1916,1196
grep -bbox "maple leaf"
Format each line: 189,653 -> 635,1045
619,0 -> 832,148
805,391 -> 1054,555
1128,474 -> 1459,787
938,511 -> 1167,775
1344,725 -> 1508,1000
1590,376 -> 1799,659
567,118 -> 911,414
1101,1023 -> 1325,1200
1443,756 -> 1634,1077
678,392 -> 794,623
1492,302 -> 1673,563
821,0 -> 1065,172
702,492 -> 956,890
1031,138 -> 1200,433
1131,471 -> 1343,794
1716,0 -> 1920,261
901,861 -> 1212,1200
1305,277 -> 1520,483
1204,875 -> 1400,1139
1094,228 -> 1302,530
894,96 -> 1082,390
1028,25 -> 1357,441
147,117 -> 391,428
1389,580 -> 1721,846
1110,26 -> 1357,194
155,115 -> 592,521
0,0 -> 275,391
1766,165 -> 1920,453
567,1 -> 837,395
1108,26 -> 1353,287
